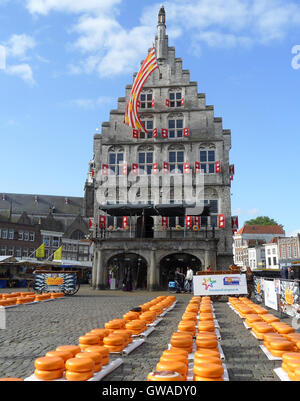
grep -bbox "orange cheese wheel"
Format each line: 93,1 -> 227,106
194,376 -> 224,381
288,371 -> 297,381
34,357 -> 65,371
198,321 -> 215,331
185,305 -> 199,313
79,335 -> 100,345
251,329 -> 266,340
90,329 -> 110,338
284,334 -> 300,344
85,345 -> 109,358
194,356 -> 222,366
104,345 -> 124,353
269,340 -> 294,351
156,361 -> 187,378
45,350 -> 73,362
65,370 -> 93,381
286,359 -> 300,372
269,349 -> 287,358
263,333 -> 285,342
193,363 -> 224,378
282,352 -> 300,363
196,333 -> 218,340
0,378 -> 24,381
199,314 -> 214,321
56,345 -> 81,357
103,335 -> 124,347
113,330 -> 132,344
123,311 -> 140,321
178,321 -> 196,332
182,313 -> 198,322
125,320 -> 146,330
34,369 -> 64,381
295,367 -> 300,381
160,354 -> 188,366
170,337 -> 193,349
105,319 -> 126,330
76,351 -> 102,365
195,349 -> 220,358
66,357 -> 94,373
172,331 -> 193,339
79,344 -> 92,351
196,338 -> 219,350
282,362 -> 289,372
147,371 -> 182,381
162,349 -> 189,358
261,314 -> 280,323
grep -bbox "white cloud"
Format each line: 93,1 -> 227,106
26,0 -> 121,15
65,96 -> 114,110
5,34 -> 36,58
288,229 -> 300,237
5,63 -> 35,85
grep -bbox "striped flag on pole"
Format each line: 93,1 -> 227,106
125,48 -> 158,133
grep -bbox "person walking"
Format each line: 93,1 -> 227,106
174,267 -> 185,293
185,266 -> 194,293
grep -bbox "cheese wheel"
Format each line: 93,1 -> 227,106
286,359 -> 300,372
160,354 -> 188,366
85,346 -> 109,358
194,376 -> 224,381
284,334 -> 300,344
196,338 -> 219,350
198,322 -> 215,332
261,314 -> 280,323
294,367 -> 300,381
170,337 -> 193,349
79,344 -> 92,351
79,335 -> 100,345
0,378 -> 24,381
288,370 -> 297,381
274,326 -> 295,335
156,361 -> 187,379
104,345 -> 124,353
162,349 -> 189,358
282,352 -> 300,363
125,320 -> 146,331
269,340 -> 294,351
193,363 -> 224,378
182,313 -> 198,322
65,370 -> 94,381
45,350 -> 73,362
195,349 -> 221,358
252,324 -> 274,334
34,357 -> 65,371
263,333 -> 285,342
105,319 -> 126,330
110,332 -> 129,346
269,349 -> 287,358
34,369 -> 64,381
282,362 -> 289,373
147,371 -> 182,381
103,335 -> 124,347
66,357 -> 94,373
199,314 -> 214,321
90,329 -> 110,338
56,345 -> 81,357
196,333 -> 218,340
194,356 -> 222,366
123,311 -> 140,321
76,351 -> 102,365
172,331 -> 193,339
251,329 -> 266,340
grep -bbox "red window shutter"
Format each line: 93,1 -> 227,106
162,217 -> 169,228
165,99 -> 170,107
218,214 -> 225,229
194,216 -> 201,228
152,99 -> 155,107
99,215 -> 106,229
183,128 -> 189,137
88,218 -> 94,230
133,129 -> 139,139
163,162 -> 169,174
137,100 -> 141,108
152,163 -> 159,175
132,163 -> 138,175
181,98 -> 185,106
215,161 -> 221,173
184,162 -> 190,174
162,129 -> 168,138
153,128 -> 158,138
186,215 -> 192,228
122,216 -> 128,229
122,162 -> 127,176
91,169 -> 95,177
195,161 -> 201,174
102,164 -> 109,175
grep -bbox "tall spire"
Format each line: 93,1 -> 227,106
156,5 -> 168,61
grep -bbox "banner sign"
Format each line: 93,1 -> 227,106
280,280 -> 300,317
34,273 -> 77,294
193,274 -> 248,296
254,277 -> 264,303
263,279 -> 278,311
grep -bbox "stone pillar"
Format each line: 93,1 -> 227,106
148,250 -> 158,291
92,249 -> 98,289
204,250 -> 217,271
95,249 -> 106,290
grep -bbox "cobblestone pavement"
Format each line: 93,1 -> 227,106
0,286 -> 298,381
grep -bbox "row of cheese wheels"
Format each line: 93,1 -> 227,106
29,295 -> 176,381
0,292 -> 64,306
147,296 -> 225,381
229,297 -> 300,381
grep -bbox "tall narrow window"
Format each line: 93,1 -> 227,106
140,120 -> 153,139
169,151 -> 184,173
140,92 -> 153,109
138,152 -> 153,175
168,118 -> 183,138
169,91 -> 182,108
200,150 -> 215,174
108,152 -> 124,175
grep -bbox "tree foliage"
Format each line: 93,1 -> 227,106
245,216 -> 282,227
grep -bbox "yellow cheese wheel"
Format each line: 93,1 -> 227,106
45,350 -> 73,362
263,333 -> 285,342
76,351 -> 102,365
123,311 -> 140,321
170,337 -> 193,349
194,375 -> 224,381
90,329 -> 110,338
269,340 -> 294,351
196,338 -> 219,350
196,333 -> 218,340
286,359 -> 300,372
288,370 -> 297,381
199,313 -> 214,321
103,334 -> 124,347
105,319 -> 126,330
34,369 -> 64,381
34,357 -> 64,371
56,345 -> 81,357
79,335 -> 100,345
182,313 -> 198,322
162,349 -> 189,358
251,328 -> 266,340
147,371 -> 182,381
283,334 -> 300,344
85,346 -> 109,358
66,357 -> 94,373
193,363 -> 224,378
178,321 -> 196,333
195,349 -> 220,359
113,330 -> 132,344
160,354 -> 188,366
125,320 -> 146,330
261,314 -> 280,323
269,349 -> 287,358
104,345 -> 124,353
156,361 -> 187,379
194,356 -> 222,366
282,352 -> 300,363
65,370 -> 94,381
294,367 -> 300,381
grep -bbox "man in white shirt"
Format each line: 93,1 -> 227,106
185,267 -> 194,293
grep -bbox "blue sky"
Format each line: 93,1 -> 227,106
0,0 -> 300,236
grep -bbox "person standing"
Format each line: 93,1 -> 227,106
185,266 -> 194,293
174,267 -> 185,293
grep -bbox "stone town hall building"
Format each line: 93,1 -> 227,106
87,7 -> 235,291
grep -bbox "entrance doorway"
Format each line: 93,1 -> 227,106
159,253 -> 201,290
106,253 -> 148,290
136,216 -> 154,238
